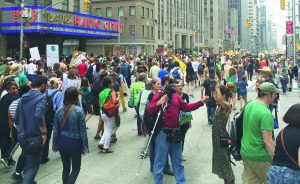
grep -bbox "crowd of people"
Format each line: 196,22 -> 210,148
0,52 -> 299,184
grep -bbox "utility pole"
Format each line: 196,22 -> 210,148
292,0 -> 296,66
19,0 -> 66,60
19,0 -> 24,61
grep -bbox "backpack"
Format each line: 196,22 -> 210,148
172,68 -> 181,80
228,102 -> 251,162
197,64 -> 204,73
44,90 -> 59,125
143,92 -> 164,137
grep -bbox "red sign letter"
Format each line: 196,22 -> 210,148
74,16 -> 80,26
95,20 -> 101,28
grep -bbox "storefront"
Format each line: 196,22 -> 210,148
1,6 -> 120,58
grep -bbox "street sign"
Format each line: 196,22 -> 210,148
46,44 -> 59,67
29,47 -> 41,61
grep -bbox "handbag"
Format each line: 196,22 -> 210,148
103,92 -> 120,117
280,129 -> 300,168
19,100 -> 43,154
128,92 -> 134,108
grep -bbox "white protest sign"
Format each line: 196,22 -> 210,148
29,47 -> 41,61
46,45 -> 59,67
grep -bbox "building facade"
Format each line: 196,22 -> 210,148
87,0 -> 155,56
0,0 -> 119,58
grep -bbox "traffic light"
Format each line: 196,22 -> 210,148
280,0 -> 285,10
245,20 -> 251,29
84,0 -> 90,12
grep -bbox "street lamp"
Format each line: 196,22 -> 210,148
19,0 -> 67,60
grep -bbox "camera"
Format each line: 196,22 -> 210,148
220,136 -> 232,148
164,83 -> 176,100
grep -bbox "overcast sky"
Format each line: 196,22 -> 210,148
264,0 -> 288,48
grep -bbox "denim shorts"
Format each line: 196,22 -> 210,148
268,165 -> 300,184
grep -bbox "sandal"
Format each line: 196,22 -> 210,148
101,148 -> 113,153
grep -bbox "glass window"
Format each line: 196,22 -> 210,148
106,7 -> 112,17
118,6 -> 124,17
141,7 -> 144,17
129,6 -> 136,16
146,8 -> 149,17
147,26 -> 150,37
73,0 -> 79,12
129,25 -> 135,37
62,0 -> 68,11
150,9 -> 153,18
151,27 -> 154,38
95,8 -> 102,16
142,25 -> 145,37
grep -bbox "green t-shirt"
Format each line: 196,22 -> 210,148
0,64 -> 7,76
99,88 -> 111,110
241,100 -> 274,162
131,81 -> 145,107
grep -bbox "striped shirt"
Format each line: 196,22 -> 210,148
9,99 -> 20,119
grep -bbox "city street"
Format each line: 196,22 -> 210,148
0,80 -> 298,184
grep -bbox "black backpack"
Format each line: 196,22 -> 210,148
143,92 -> 164,137
228,101 -> 251,162
44,90 -> 59,125
198,64 -> 204,73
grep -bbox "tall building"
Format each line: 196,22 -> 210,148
260,5 -> 267,50
88,0 -> 155,55
0,0 -> 119,57
228,0 -> 241,48
88,0 -> 204,55
203,0 -> 228,53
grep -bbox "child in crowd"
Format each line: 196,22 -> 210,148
238,75 -> 248,111
79,77 -> 93,122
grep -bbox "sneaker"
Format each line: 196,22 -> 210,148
11,172 -> 23,183
182,157 -> 187,161
94,135 -> 101,140
40,158 -> 50,164
123,108 -> 127,112
98,144 -> 104,150
1,158 -> 12,168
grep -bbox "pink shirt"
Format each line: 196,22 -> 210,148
259,61 -> 267,69
147,93 -> 203,128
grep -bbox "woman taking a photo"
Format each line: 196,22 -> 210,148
98,76 -> 119,153
212,83 -> 235,184
268,104 -> 300,183
52,87 -> 89,184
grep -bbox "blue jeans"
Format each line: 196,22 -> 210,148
268,165 -> 300,184
149,136 -> 171,173
23,151 -> 41,184
207,105 -> 216,123
153,130 -> 186,184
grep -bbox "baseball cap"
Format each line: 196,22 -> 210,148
260,67 -> 273,75
258,82 -> 280,94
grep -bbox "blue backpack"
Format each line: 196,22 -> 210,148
172,68 -> 181,80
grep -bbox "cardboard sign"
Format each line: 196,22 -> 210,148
46,45 -> 59,67
29,47 -> 41,61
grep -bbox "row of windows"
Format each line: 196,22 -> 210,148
94,6 -> 154,18
127,25 -> 154,38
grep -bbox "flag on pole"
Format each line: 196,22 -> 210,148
172,55 -> 186,75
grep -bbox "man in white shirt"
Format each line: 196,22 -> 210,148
26,59 -> 37,82
149,61 -> 160,79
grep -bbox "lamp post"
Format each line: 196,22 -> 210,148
292,0 -> 296,66
19,0 -> 67,60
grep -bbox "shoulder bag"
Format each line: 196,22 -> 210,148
281,129 -> 300,168
103,91 -> 120,117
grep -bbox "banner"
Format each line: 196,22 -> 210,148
286,21 -> 293,34
46,44 -> 59,67
172,55 -> 186,75
29,47 -> 41,61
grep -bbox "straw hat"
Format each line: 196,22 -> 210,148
260,66 -> 273,75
